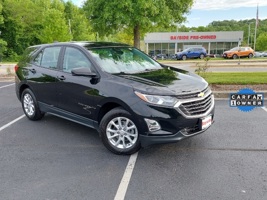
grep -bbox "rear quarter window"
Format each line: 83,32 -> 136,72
18,46 -> 40,67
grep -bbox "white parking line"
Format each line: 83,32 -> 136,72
114,152 -> 139,200
0,115 -> 25,132
262,107 -> 267,112
0,83 -> 15,89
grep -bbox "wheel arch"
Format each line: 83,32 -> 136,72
96,99 -> 134,125
18,84 -> 30,100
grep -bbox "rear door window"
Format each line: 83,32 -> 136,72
33,47 -> 61,70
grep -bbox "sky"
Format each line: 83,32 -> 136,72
184,0 -> 267,27
70,0 -> 267,27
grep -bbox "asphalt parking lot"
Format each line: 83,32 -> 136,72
1,82 -> 267,200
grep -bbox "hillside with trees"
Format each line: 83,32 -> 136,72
0,0 -> 266,61
180,19 -> 267,51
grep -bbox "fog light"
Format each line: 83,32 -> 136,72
144,119 -> 161,132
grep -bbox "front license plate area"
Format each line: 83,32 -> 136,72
201,115 -> 212,130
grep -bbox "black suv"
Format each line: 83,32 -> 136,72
15,42 -> 215,154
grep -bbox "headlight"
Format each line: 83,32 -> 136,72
135,91 -> 178,107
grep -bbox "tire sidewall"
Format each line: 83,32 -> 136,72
99,107 -> 141,155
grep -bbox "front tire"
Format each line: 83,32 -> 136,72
99,107 -> 141,155
21,88 -> 44,121
200,54 -> 204,59
232,54 -> 238,59
248,53 -> 253,58
182,55 -> 187,60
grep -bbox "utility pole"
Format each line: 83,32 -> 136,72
248,22 -> 253,47
254,5 -> 259,50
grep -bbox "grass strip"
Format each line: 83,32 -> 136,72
200,72 -> 267,84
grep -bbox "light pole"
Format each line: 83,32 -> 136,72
248,22 -> 253,47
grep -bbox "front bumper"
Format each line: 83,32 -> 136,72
140,119 -> 214,147
133,89 -> 215,147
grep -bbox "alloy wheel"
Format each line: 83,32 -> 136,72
106,117 -> 138,150
23,93 -> 35,116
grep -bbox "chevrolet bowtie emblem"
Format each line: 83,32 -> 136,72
198,92 -> 205,98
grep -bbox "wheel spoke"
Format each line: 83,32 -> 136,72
107,128 -> 118,133
114,138 -> 121,147
125,135 -> 134,144
30,106 -> 34,113
110,121 -> 119,130
118,117 -> 123,128
127,132 -> 136,137
126,125 -> 136,131
107,133 -> 119,139
124,119 -> 130,127
122,137 -> 126,148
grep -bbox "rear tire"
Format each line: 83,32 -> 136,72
99,107 -> 141,155
200,54 -> 204,59
248,53 -> 253,58
21,88 -> 44,121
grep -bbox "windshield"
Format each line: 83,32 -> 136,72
182,48 -> 191,52
230,47 -> 239,51
87,47 -> 162,74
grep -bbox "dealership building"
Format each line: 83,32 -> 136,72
144,31 -> 243,56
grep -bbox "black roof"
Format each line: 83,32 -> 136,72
29,41 -> 131,49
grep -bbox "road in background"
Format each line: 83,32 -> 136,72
163,60 -> 267,73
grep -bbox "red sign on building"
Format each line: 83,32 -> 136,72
170,35 -> 216,40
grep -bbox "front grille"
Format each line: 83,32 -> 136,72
179,94 -> 213,116
176,87 -> 210,99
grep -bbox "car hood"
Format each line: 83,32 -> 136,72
112,67 -> 208,96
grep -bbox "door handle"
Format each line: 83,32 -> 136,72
29,68 -> 36,74
57,75 -> 66,81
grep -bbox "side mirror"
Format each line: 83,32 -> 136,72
71,67 -> 97,77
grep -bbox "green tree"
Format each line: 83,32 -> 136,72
0,0 -> 41,59
38,8 -> 72,43
83,0 -> 193,48
64,1 -> 95,41
0,1 -> 6,62
256,33 -> 267,51
0,2 -> 3,25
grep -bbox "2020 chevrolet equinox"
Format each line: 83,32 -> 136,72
15,42 -> 215,155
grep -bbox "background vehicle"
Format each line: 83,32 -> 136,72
176,47 -> 207,60
261,52 -> 267,57
15,42 -> 214,155
223,47 -> 254,59
156,54 -> 167,60
254,52 -> 264,58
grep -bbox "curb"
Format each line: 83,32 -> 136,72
0,77 -> 15,82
